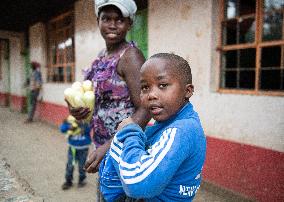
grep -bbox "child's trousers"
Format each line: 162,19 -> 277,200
65,146 -> 89,183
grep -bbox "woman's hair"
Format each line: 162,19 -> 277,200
97,5 -> 115,17
150,53 -> 192,84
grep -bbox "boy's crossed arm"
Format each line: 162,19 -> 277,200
109,122 -> 192,199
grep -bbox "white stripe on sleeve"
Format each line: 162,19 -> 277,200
120,128 -> 177,184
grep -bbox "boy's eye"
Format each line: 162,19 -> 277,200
141,85 -> 149,91
159,83 -> 168,89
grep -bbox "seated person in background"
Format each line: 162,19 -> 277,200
60,115 -> 91,190
99,53 -> 207,202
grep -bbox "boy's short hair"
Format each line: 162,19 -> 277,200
150,53 -> 192,84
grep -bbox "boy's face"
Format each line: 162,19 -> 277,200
140,58 -> 194,122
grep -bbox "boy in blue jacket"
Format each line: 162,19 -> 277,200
99,53 -> 207,201
60,115 -> 91,190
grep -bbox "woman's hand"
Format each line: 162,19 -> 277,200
65,98 -> 91,120
84,140 -> 112,173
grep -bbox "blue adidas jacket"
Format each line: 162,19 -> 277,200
100,103 -> 206,201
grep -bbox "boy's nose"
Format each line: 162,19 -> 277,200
147,89 -> 158,100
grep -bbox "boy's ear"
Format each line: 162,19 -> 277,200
185,84 -> 194,99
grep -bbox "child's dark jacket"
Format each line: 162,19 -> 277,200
100,102 -> 206,201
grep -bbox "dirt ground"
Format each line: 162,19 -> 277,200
0,106 -> 252,202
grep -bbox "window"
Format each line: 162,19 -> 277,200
47,11 -> 75,83
220,0 -> 284,95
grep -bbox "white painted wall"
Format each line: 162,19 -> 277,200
9,38 -> 24,95
30,21 -> 70,105
29,0 -> 104,106
148,0 -> 284,152
25,0 -> 284,152
75,0 -> 105,81
29,23 -> 47,77
29,23 -> 51,102
0,40 -> 9,93
0,31 -> 25,96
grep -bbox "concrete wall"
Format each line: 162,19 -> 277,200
0,39 -> 9,94
28,0 -> 104,107
0,31 -> 25,96
2,0 -> 282,151
9,38 -> 24,96
148,0 -> 284,152
29,23 -> 47,80
1,0 -> 283,200
148,1 -> 283,200
75,0 -> 105,81
29,23 -> 66,105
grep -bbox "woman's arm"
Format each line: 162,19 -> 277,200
118,47 -> 151,129
85,47 -> 151,173
85,138 -> 112,173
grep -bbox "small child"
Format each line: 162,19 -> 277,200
99,53 -> 207,201
60,115 -> 91,190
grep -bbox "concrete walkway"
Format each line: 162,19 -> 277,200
0,106 -> 252,202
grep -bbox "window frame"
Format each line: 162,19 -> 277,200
218,0 -> 284,96
47,10 -> 75,83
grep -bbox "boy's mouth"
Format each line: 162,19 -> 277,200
149,106 -> 163,115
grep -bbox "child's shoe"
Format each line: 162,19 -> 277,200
61,181 -> 72,190
78,180 -> 87,188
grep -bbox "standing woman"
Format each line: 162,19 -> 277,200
67,0 -> 150,200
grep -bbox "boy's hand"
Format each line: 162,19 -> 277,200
117,117 -> 135,131
65,98 -> 91,120
84,140 -> 112,173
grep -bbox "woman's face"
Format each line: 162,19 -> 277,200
98,6 -> 131,46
